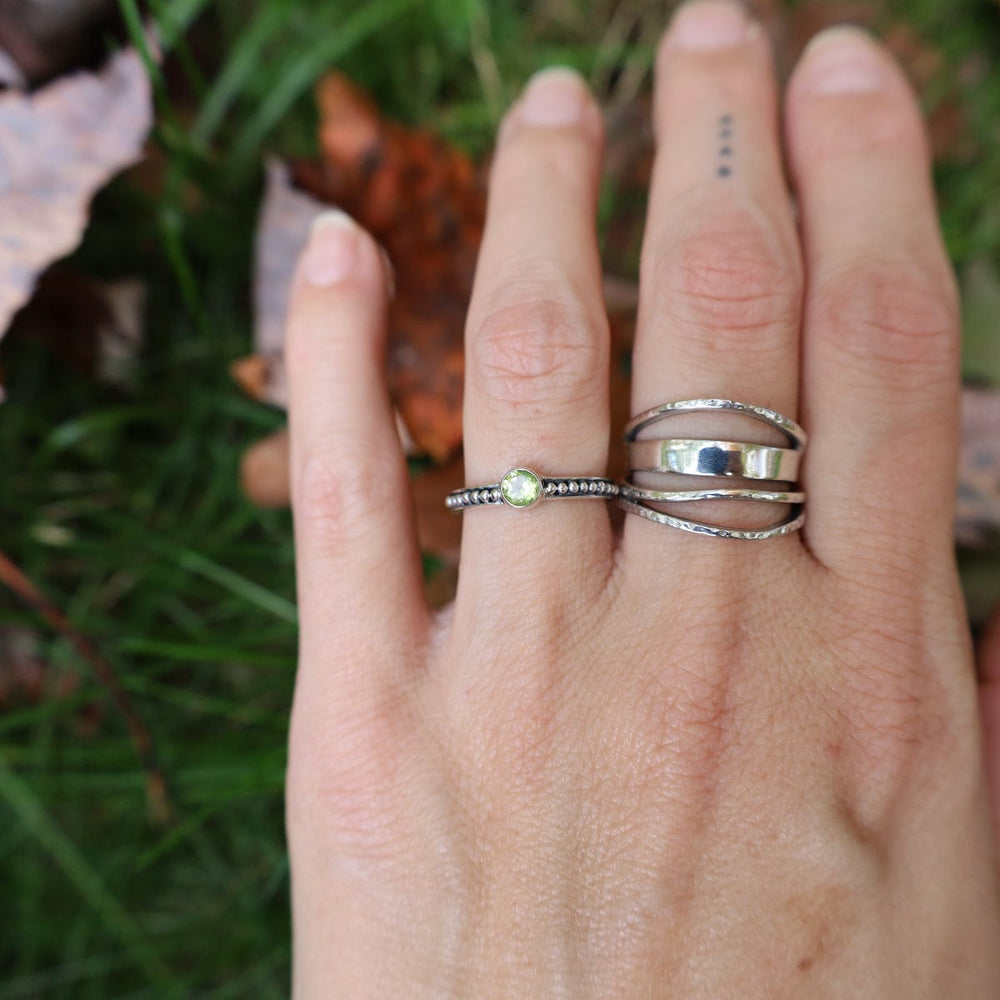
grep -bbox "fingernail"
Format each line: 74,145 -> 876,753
669,0 -> 753,51
301,210 -> 359,286
801,25 -> 885,94
518,66 -> 588,126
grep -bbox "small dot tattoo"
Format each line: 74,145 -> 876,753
716,113 -> 734,178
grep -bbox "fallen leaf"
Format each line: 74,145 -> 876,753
411,457 -> 466,564
289,71 -> 486,460
253,159 -> 328,363
0,44 -> 152,353
958,387 -> 1000,549
6,269 -> 145,388
0,0 -> 122,87
0,46 -> 26,88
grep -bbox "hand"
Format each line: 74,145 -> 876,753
282,2 -> 1000,995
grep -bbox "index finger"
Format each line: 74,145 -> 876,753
285,212 -> 429,712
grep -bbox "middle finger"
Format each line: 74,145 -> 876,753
625,0 -> 804,556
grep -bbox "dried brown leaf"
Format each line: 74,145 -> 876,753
958,387 -> 1000,548
6,269 -> 145,387
254,159 -> 328,361
0,45 -> 152,348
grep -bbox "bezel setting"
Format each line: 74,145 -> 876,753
500,468 -> 543,508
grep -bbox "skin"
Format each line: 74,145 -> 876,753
282,2 -> 1000,996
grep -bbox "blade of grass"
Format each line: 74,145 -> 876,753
230,0 -> 426,169
153,543 -> 298,625
0,754 -> 170,986
193,0 -> 298,144
2,951 -> 137,1000
147,0 -> 216,52
116,637 -> 291,668
117,0 -> 169,110
0,551 -> 172,823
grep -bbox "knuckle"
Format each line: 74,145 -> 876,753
821,595 -> 960,834
842,646 -> 946,763
646,209 -> 801,345
623,600 -> 752,799
812,259 -> 958,387
287,687 -> 411,854
295,449 -> 400,553
469,288 -> 606,407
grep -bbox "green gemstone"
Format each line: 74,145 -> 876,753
500,468 -> 542,508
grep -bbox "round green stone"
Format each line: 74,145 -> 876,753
500,468 -> 542,508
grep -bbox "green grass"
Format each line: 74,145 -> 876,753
1,0 -> 999,995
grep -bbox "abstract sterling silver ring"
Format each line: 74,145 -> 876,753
446,468 -> 618,512
619,398 -> 806,540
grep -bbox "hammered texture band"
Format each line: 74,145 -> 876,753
619,398 -> 807,540
446,468 -> 619,512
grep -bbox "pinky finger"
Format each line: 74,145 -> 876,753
285,211 -> 428,711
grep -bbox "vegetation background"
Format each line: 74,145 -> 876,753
1,0 -> 999,996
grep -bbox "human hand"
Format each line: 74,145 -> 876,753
283,2 -> 1000,995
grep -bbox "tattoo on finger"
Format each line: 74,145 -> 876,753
717,112 -> 733,178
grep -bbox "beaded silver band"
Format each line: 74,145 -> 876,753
446,468 -> 618,512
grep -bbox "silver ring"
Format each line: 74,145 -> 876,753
620,398 -> 806,540
446,468 -> 619,512
624,398 -> 806,448
626,439 -> 801,481
617,496 -> 805,540
618,482 -> 805,505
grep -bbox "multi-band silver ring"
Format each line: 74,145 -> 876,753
619,398 -> 806,540
446,468 -> 619,512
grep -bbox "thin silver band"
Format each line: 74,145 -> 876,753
626,439 -> 801,481
617,495 -> 805,540
624,398 -> 807,448
446,469 -> 618,512
618,482 -> 805,505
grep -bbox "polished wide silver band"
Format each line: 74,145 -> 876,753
626,438 -> 801,481
446,468 -> 618,512
621,398 -> 806,540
